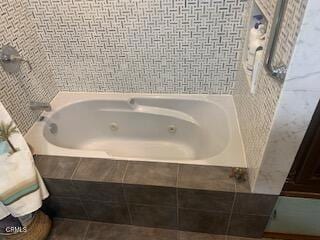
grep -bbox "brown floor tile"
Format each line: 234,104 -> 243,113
85,222 -> 177,240
48,219 -> 284,240
48,218 -> 89,240
179,231 -> 225,240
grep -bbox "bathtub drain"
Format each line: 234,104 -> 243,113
49,123 -> 58,134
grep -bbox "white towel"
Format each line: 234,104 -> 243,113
0,102 -> 49,219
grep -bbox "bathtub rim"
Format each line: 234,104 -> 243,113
25,92 -> 247,168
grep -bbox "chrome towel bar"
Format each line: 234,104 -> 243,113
264,0 -> 288,82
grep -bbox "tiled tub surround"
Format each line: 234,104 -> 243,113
234,0 -> 308,190
25,92 -> 246,167
35,155 -> 277,238
252,0 -> 320,195
27,0 -> 247,94
0,0 -> 58,134
2,0 -> 248,135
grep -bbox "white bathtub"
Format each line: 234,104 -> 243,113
25,92 -> 246,167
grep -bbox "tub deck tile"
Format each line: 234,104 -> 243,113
72,158 -> 128,183
35,155 -> 80,179
123,161 -> 179,187
177,164 -> 236,192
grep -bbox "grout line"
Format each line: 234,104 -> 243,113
61,196 -> 177,209
176,188 -> 179,232
79,197 -> 90,220
70,157 -> 82,180
121,161 -> 129,184
123,188 -> 134,225
115,201 -> 177,209
176,165 -> 180,233
82,221 -> 91,240
176,164 -> 180,188
176,164 -> 180,216
176,206 -> 232,214
122,197 -> 177,208
225,183 -> 237,240
122,162 -> 133,224
70,167 -> 91,221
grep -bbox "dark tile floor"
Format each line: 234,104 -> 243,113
47,218 -> 282,240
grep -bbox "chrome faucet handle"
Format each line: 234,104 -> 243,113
0,45 -> 32,73
8,55 -> 32,71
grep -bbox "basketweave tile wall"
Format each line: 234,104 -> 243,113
234,0 -> 308,188
27,0 -> 247,94
0,0 -> 58,134
272,0 -> 308,68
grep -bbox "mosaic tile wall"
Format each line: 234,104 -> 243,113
27,0 -> 247,94
234,0 -> 308,188
0,0 -> 58,134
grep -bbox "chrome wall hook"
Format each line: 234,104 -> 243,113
0,45 -> 32,73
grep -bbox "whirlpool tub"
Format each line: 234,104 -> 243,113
25,92 -> 246,167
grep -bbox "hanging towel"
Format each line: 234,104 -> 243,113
0,102 -> 49,219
